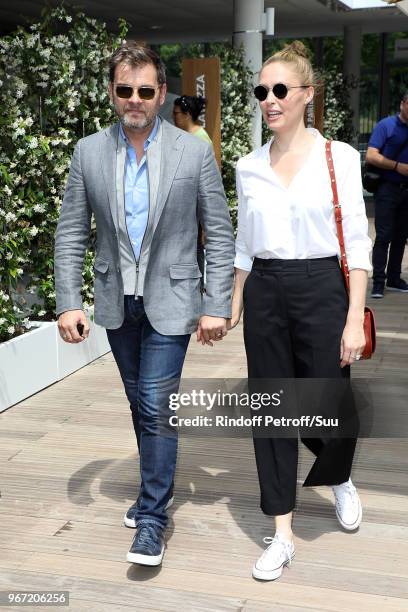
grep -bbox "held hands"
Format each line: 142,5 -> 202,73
196,281 -> 245,346
340,319 -> 366,367
58,309 -> 90,344
196,316 -> 228,347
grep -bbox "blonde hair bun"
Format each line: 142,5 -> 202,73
280,40 -> 310,60
261,40 -> 316,88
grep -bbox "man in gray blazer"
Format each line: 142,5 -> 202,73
54,43 -> 234,567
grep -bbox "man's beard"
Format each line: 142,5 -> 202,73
116,103 -> 158,131
121,111 -> 155,131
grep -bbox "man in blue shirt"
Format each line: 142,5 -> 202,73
55,43 -> 234,568
366,92 -> 408,298
120,118 -> 158,261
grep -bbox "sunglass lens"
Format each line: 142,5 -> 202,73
116,86 -> 133,99
138,87 -> 156,100
273,83 -> 288,99
254,85 -> 268,101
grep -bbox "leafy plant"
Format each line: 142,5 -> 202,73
0,4 -> 128,340
322,71 -> 355,143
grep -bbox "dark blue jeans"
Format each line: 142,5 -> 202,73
372,181 -> 408,286
106,296 -> 190,529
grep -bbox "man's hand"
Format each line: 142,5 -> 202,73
58,309 -> 90,344
396,162 -> 408,177
196,316 -> 227,346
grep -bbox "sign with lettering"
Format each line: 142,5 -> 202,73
182,58 -> 221,167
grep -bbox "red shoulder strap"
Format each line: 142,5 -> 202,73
325,140 -> 350,294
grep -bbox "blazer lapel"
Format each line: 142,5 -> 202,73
152,121 -> 184,233
100,120 -> 183,235
100,123 -> 121,232
146,122 -> 162,222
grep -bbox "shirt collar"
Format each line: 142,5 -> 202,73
396,114 -> 408,127
119,115 -> 160,151
262,127 -> 322,160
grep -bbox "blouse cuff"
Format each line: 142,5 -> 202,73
347,250 -> 372,273
234,250 -> 253,271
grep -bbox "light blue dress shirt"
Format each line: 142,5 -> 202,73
119,117 -> 159,261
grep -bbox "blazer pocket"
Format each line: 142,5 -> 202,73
94,258 -> 109,273
169,263 -> 202,279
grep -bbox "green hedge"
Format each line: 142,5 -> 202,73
0,6 -> 126,341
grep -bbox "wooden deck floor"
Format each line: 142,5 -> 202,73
1,229 -> 408,611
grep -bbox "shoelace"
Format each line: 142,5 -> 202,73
334,481 -> 357,509
262,536 -> 293,566
136,525 -> 161,549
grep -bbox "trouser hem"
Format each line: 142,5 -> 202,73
260,502 -> 297,516
135,518 -> 166,530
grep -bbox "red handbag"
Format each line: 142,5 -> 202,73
325,140 -> 376,360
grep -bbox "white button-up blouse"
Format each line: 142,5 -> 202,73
234,129 -> 372,272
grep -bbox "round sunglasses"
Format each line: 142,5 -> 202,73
115,85 -> 159,100
254,83 -> 310,101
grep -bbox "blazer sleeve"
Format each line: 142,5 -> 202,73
54,140 -> 92,315
197,144 -> 235,319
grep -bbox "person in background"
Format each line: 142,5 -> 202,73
173,95 -> 212,144
228,41 -> 371,582
173,95 -> 212,278
366,91 -> 408,299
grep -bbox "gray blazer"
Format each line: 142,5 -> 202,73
54,118 -> 235,334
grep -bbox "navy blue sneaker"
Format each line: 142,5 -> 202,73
371,283 -> 384,299
124,493 -> 174,528
127,523 -> 165,566
386,278 -> 408,293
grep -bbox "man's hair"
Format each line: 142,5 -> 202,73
109,41 -> 166,85
402,91 -> 408,103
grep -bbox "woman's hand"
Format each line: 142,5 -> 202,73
340,319 -> 366,367
340,269 -> 368,367
226,307 -> 242,331
227,268 -> 250,331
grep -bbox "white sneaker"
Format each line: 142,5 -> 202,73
252,533 -> 295,581
332,478 -> 362,531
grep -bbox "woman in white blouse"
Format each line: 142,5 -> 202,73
229,41 -> 372,582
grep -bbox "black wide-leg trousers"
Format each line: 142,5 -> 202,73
243,256 -> 357,516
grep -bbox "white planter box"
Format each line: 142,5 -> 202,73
0,322 -> 58,412
0,308 -> 110,412
57,309 -> 110,379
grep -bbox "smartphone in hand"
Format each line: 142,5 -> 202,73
77,323 -> 84,337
